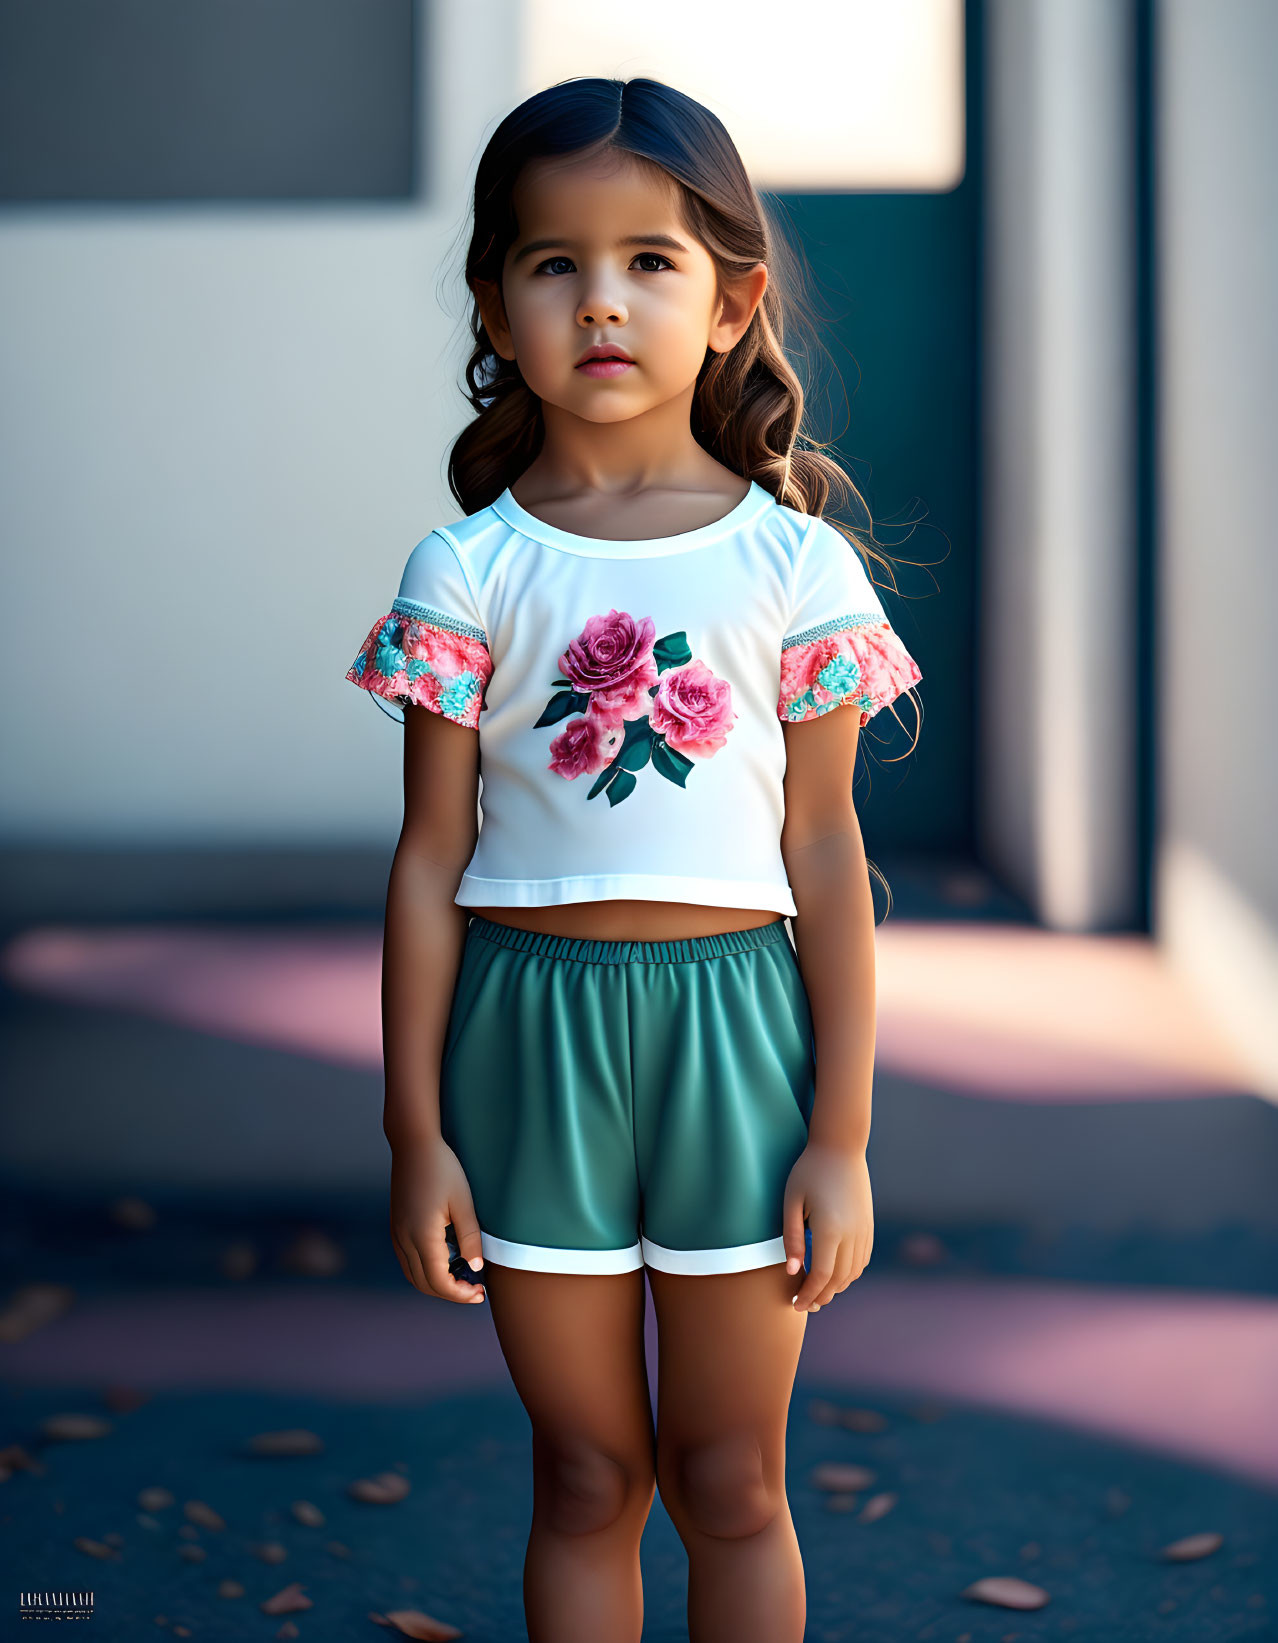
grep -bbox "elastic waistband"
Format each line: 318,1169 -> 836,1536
465,912 -> 791,966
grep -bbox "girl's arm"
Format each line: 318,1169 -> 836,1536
778,704 -> 878,1310
383,704 -> 479,1143
382,703 -> 488,1301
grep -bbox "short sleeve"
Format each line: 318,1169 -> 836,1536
345,529 -> 494,728
778,518 -> 922,728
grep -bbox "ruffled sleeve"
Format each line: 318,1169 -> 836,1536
346,530 -> 493,729
778,518 -> 922,728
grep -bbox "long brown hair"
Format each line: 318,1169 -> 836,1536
448,75 -> 921,790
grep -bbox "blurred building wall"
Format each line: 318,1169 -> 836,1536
0,2 -> 521,847
1154,0 -> 1278,1096
980,0 -> 1140,933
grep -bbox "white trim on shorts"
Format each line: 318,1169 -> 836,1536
640,1234 -> 789,1274
476,1230 -> 791,1276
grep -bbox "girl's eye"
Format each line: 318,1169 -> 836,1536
531,253 -> 674,276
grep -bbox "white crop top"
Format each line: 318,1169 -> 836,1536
346,480 -> 922,917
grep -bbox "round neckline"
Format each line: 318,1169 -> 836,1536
490,479 -> 774,558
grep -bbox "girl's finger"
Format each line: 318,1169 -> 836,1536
782,1186 -> 807,1276
793,1231 -> 837,1310
422,1228 -> 485,1304
448,1206 -> 486,1275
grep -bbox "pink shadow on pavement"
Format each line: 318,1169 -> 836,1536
1,922 -> 1256,1102
3,1276 -> 1276,1490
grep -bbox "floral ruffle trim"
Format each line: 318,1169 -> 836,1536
778,613 -> 922,727
346,598 -> 493,729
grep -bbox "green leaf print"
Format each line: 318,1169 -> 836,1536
650,739 -> 695,788
586,719 -> 652,802
534,688 -> 591,728
652,631 -> 692,671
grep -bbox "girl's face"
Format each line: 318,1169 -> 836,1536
474,147 -> 765,426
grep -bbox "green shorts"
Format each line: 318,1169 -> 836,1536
439,913 -> 816,1276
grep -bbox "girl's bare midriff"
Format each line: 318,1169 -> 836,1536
469,901 -> 785,942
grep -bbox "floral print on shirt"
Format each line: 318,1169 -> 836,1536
346,599 -> 492,728
778,614 -> 922,728
534,609 -> 736,808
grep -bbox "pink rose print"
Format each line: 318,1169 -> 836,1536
649,661 -> 737,759
547,711 -> 622,779
558,610 -> 660,720
534,610 -> 735,808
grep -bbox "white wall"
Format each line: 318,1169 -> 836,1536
1154,0 -> 1278,1095
0,2 -> 520,845
980,0 -> 1141,931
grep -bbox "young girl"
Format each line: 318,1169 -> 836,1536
346,76 -> 922,1643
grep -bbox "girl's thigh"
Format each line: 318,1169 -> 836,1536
646,1264 -> 807,1527
483,1264 -> 657,1507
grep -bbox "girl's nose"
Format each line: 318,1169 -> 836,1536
577,290 -> 627,327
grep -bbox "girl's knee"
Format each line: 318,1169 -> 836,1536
534,1438 -> 655,1538
657,1432 -> 780,1541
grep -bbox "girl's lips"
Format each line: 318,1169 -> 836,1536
576,358 -> 634,378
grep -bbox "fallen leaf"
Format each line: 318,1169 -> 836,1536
824,1493 -> 858,1512
809,1463 -> 876,1492
172,1629 -> 190,1639
838,1407 -> 889,1433
246,1429 -> 324,1457
961,1576 -> 1050,1610
291,1500 -> 325,1527
42,1413 -> 113,1442
0,1445 -> 45,1477
277,1625 -> 300,1641
220,1242 -> 259,1281
1161,1531 -> 1223,1562
74,1537 -> 118,1560
184,1500 -> 226,1531
859,1491 -> 897,1523
383,1609 -> 464,1640
898,1231 -> 947,1265
217,1579 -> 245,1599
0,1283 -> 75,1344
261,1582 -> 312,1616
109,1196 -> 157,1231
348,1471 -> 411,1505
280,1228 -> 346,1277
256,1542 -> 289,1564
104,1385 -> 150,1413
138,1487 -> 175,1511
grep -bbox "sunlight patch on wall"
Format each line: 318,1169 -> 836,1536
518,0 -> 964,192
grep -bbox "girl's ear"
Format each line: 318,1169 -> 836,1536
708,262 -> 769,356
472,277 -> 516,361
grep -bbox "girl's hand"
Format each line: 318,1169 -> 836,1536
388,1134 -> 487,1304
782,1141 -> 874,1313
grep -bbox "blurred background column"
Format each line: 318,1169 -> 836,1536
980,0 -> 1140,934
1154,0 -> 1278,1100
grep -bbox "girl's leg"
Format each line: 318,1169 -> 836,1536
647,1260 -> 808,1643
482,1261 -> 657,1643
